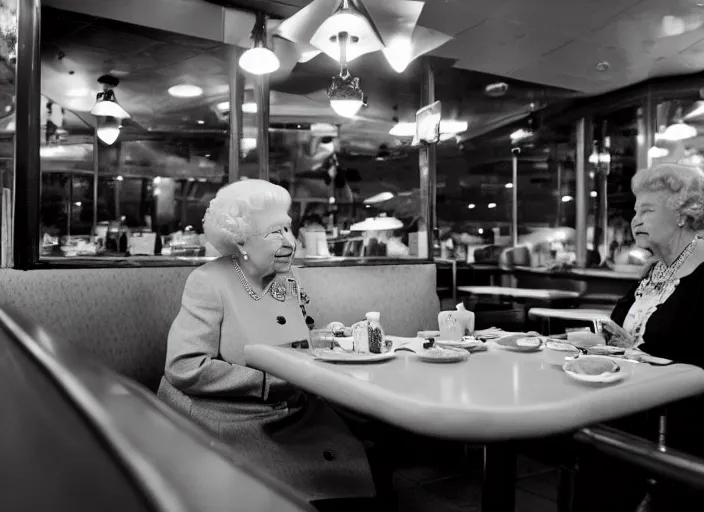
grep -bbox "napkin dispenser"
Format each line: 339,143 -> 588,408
438,303 -> 475,341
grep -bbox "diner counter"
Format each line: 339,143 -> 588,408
245,344 -> 704,442
512,266 -> 642,281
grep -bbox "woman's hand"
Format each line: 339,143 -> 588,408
601,320 -> 637,348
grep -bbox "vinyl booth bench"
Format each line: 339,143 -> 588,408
0,263 -> 441,391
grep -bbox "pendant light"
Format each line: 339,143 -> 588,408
310,0 -> 384,64
97,116 -> 121,145
90,75 -> 130,119
327,32 -> 365,118
239,12 -> 280,75
660,106 -> 697,141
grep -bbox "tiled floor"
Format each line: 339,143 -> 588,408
393,451 -> 559,511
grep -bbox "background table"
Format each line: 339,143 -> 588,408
528,307 -> 612,334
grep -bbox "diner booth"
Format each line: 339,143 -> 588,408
3,0 -> 704,511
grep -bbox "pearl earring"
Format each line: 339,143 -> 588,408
242,251 -> 249,261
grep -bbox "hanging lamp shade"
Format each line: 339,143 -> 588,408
310,0 -> 385,63
239,12 -> 280,75
96,116 -> 121,145
350,214 -> 403,232
328,68 -> 364,118
90,75 -> 130,119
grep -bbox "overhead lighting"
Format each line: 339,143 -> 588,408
168,84 -> 203,98
510,128 -> 532,143
90,75 -> 130,119
242,137 -> 257,152
389,120 -> 468,137
328,67 -> 364,118
310,0 -> 385,63
478,228 -> 484,234
590,191 -> 598,198
311,123 -> 339,136
383,36 -> 413,73
505,183 -> 513,189
488,203 -> 497,209
350,214 -> 404,232
197,120 -> 205,125
648,145 -> 669,158
685,101 -> 704,120
588,144 -> 611,165
467,203 -> 475,209
561,195 -> 573,202
299,50 -> 321,63
96,117 -> 121,145
660,121 -> 697,141
216,100 -> 258,113
363,191 -> 394,204
239,12 -> 280,75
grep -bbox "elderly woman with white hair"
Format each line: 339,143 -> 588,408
574,162 -> 704,512
157,180 -> 377,511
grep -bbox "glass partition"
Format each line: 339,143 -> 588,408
0,0 -> 15,267
39,6 -> 233,261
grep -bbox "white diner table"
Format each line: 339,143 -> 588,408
245,343 -> 704,511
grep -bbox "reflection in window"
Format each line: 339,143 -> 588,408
590,106 -> 643,270
0,0 -> 15,267
39,6 -> 233,259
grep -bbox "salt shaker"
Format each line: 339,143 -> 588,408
365,312 -> 390,354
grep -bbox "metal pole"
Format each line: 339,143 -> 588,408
254,13 -> 270,181
93,134 -> 99,241
419,58 -> 436,260
511,149 -> 518,247
227,45 -> 244,183
14,0 -> 41,269
575,118 -> 588,267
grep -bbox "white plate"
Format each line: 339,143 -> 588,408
416,347 -> 469,363
313,348 -> 396,363
563,355 -> 625,384
494,335 -> 544,352
436,338 -> 484,349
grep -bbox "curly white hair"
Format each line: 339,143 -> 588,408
203,179 -> 291,255
632,162 -> 704,231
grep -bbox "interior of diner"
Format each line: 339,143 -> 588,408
4,0 -> 704,511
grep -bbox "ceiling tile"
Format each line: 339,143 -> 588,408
496,0 -> 644,37
418,0 -> 512,36
431,17 -> 569,62
534,39 -> 633,78
451,30 -> 572,76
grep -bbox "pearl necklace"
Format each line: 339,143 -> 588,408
639,238 -> 697,296
230,256 -> 287,302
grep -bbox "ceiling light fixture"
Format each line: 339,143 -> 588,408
488,203 -> 497,209
310,0 -> 384,64
168,84 -> 203,98
389,120 -> 468,137
90,75 -> 130,119
327,31 -> 365,118
660,120 -> 697,141
561,195 -> 574,202
467,203 -> 475,209
299,49 -> 321,63
505,183 -> 513,189
684,101 -> 704,120
97,116 -> 121,145
239,12 -> 280,75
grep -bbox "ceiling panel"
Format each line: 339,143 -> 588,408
417,0 -> 510,36
495,0 -> 644,37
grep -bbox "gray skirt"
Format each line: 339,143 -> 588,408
157,378 -> 376,502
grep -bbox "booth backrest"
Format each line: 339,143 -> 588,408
0,263 -> 439,391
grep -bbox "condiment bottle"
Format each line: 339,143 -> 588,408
365,312 -> 390,354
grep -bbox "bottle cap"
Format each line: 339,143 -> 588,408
365,312 -> 380,321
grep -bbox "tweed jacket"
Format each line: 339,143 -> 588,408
157,256 -> 375,501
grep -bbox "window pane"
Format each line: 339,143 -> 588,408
0,0 -> 16,267
39,6 -> 232,260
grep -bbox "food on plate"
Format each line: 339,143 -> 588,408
494,333 -> 543,350
588,345 -> 626,356
564,356 -> 619,376
418,346 -> 468,362
516,337 -> 542,348
545,340 -> 581,365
